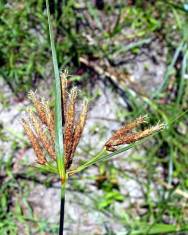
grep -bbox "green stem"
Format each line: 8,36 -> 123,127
68,136 -> 160,176
68,148 -> 107,175
59,183 -> 66,235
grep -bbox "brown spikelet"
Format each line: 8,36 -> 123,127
28,109 -> 56,160
24,73 -> 89,169
28,91 -> 47,125
61,72 -> 68,122
119,115 -> 148,134
41,98 -> 55,140
131,123 -> 166,141
105,122 -> 165,151
107,115 -> 148,141
120,123 -> 165,145
22,119 -> 46,165
106,115 -> 148,147
64,87 -> 78,165
71,100 -> 88,157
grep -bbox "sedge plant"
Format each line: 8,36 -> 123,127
22,77 -> 165,234
21,1 -> 166,234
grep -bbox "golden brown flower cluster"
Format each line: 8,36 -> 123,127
105,115 -> 165,151
22,91 -> 55,165
61,74 -> 88,169
22,73 -> 88,169
22,72 -> 165,171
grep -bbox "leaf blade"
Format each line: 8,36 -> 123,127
46,0 -> 65,181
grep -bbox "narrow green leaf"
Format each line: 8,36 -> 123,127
153,41 -> 184,98
162,0 -> 188,13
46,0 -> 65,180
130,223 -> 188,235
177,47 -> 187,104
69,139 -> 148,175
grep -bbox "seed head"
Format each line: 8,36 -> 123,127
28,91 -> 47,125
60,75 -> 88,169
28,109 -> 56,160
41,98 -> 55,140
61,72 -> 68,122
105,117 -> 165,151
23,72 -> 88,170
109,115 -> 148,142
22,119 -> 46,165
64,87 -> 78,167
71,100 -> 88,157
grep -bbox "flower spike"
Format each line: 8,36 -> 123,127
105,117 -> 165,152
22,71 -> 88,170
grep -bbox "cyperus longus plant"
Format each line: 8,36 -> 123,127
22,73 -> 165,234
21,1 -> 166,234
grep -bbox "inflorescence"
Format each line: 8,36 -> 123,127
22,72 -> 88,169
22,72 -> 165,171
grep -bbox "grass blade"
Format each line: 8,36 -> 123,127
153,41 -> 184,98
46,0 -> 65,181
69,139 -> 148,175
177,46 -> 187,104
130,223 -> 188,235
161,0 -> 188,13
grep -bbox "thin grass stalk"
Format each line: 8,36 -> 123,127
152,41 -> 184,98
68,139 -> 146,175
46,1 -> 66,234
177,46 -> 187,104
59,184 -> 66,235
161,0 -> 188,13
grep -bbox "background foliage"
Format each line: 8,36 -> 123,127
0,0 -> 188,234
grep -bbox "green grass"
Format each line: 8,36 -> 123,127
0,0 -> 188,234
0,0 -> 49,94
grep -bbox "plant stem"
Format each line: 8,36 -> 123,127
59,184 -> 66,235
